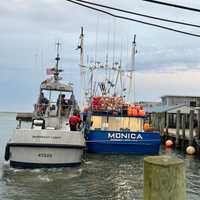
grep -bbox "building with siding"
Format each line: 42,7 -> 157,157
161,95 -> 200,107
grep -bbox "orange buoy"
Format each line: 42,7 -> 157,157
132,107 -> 138,116
165,140 -> 173,147
144,123 -> 150,130
135,105 -> 141,111
139,109 -> 145,116
128,106 -> 132,116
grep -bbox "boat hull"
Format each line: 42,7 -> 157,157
6,129 -> 85,169
9,145 -> 83,169
85,130 -> 160,154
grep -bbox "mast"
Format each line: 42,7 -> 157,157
54,42 -> 61,81
128,34 -> 136,103
79,27 -> 85,109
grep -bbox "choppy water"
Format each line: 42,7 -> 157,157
0,112 -> 200,200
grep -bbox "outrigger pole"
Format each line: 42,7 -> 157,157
79,27 -> 85,109
128,34 -> 136,103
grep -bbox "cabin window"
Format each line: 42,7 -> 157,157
90,116 -> 144,132
190,101 -> 196,107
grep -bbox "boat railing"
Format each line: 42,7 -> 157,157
91,110 -> 146,118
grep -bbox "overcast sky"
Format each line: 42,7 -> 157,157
1,0 -> 200,111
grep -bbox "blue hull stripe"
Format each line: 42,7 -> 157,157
85,130 -> 161,154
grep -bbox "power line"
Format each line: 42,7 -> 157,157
71,0 -> 200,28
143,0 -> 200,12
65,0 -> 200,38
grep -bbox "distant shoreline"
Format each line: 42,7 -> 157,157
0,111 -> 16,114
0,111 -> 32,114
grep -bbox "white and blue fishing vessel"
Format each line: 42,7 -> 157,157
78,28 -> 160,154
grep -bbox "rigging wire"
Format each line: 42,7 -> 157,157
112,18 -> 116,68
143,0 -> 200,13
65,0 -> 200,38
94,15 -> 100,66
69,0 -> 200,28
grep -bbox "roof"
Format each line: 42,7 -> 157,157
40,78 -> 73,92
145,104 -> 200,114
161,95 -> 200,99
145,104 -> 187,113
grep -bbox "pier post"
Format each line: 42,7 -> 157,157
181,114 -> 186,150
196,108 -> 200,153
144,156 -> 186,200
165,112 -> 169,134
197,108 -> 200,140
189,110 -> 194,146
176,110 -> 181,148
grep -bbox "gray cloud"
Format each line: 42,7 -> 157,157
1,0 -> 200,111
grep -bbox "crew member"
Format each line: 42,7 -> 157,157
37,92 -> 49,114
69,112 -> 81,131
57,94 -> 68,115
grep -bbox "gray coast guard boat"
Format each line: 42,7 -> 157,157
5,43 -> 85,168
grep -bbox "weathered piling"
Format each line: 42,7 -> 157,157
196,107 -> 200,153
176,110 -> 181,148
197,108 -> 200,140
189,110 -> 194,146
144,156 -> 186,200
165,111 -> 169,134
181,114 -> 186,149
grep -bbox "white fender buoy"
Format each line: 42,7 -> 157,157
186,146 -> 196,155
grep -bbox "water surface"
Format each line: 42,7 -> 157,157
0,113 -> 200,200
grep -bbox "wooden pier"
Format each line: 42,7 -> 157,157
163,109 -> 200,154
16,112 -> 33,122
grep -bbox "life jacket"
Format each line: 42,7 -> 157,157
69,115 -> 80,126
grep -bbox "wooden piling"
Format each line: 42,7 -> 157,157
181,114 -> 186,150
165,112 -> 169,134
176,110 -> 181,148
189,110 -> 194,146
196,108 -> 200,153
197,108 -> 200,140
144,156 -> 186,200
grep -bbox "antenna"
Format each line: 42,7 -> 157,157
54,42 -> 61,81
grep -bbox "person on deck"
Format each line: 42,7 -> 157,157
57,94 -> 68,115
37,92 -> 49,114
69,112 -> 81,131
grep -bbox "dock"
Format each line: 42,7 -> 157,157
159,109 -> 200,154
16,112 -> 33,122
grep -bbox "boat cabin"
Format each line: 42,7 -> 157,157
35,78 -> 75,117
14,76 -> 78,130
90,114 -> 144,132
